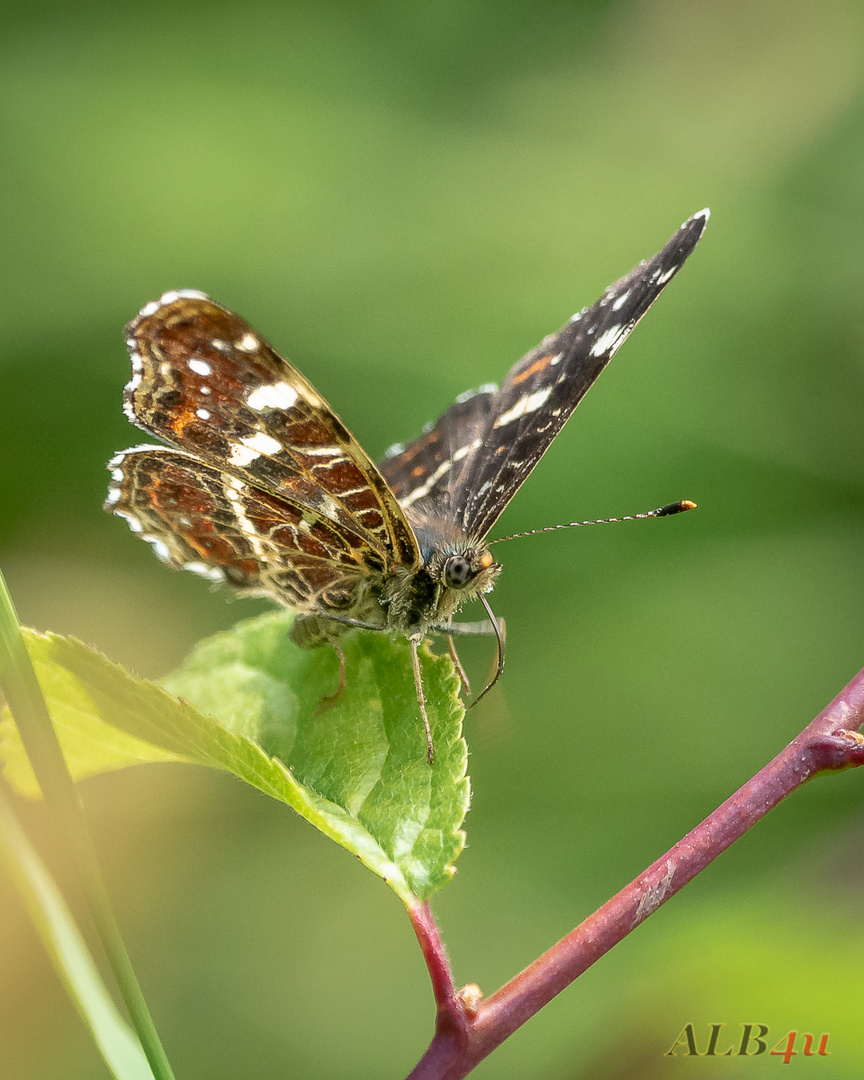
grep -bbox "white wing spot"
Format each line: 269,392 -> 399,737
230,432 -> 282,465
196,408 -> 211,420
492,387 -> 553,428
243,432 -> 282,455
152,539 -> 172,563
656,264 -> 677,286
612,289 -> 631,312
228,444 -> 258,467
143,289 -> 208,315
321,494 -> 340,519
105,487 -> 122,506
183,562 -> 225,583
303,444 -> 343,457
116,511 -> 143,533
225,477 -> 267,558
166,288 -> 207,304
400,458 -> 454,508
189,359 -> 212,377
247,382 -> 299,411
455,383 -> 498,405
236,333 -> 258,352
589,324 -> 625,358
452,436 -> 482,463
398,434 -> 481,509
141,535 -> 171,563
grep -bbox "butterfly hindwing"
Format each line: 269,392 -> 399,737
106,446 -> 378,613
378,385 -> 497,512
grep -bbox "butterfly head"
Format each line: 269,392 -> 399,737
423,542 -> 501,621
439,544 -> 499,589
405,508 -> 500,604
379,516 -> 501,634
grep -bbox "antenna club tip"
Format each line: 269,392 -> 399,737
656,499 -> 697,516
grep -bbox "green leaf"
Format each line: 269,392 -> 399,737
0,614 -> 469,902
0,633 -> 192,795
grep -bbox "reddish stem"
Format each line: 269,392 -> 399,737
408,902 -> 471,1050
407,667 -> 864,1080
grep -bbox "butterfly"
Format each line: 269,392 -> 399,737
106,209 -> 708,761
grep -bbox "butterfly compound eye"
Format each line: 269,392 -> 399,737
443,554 -> 473,589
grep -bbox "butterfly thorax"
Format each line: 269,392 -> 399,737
290,514 -> 500,650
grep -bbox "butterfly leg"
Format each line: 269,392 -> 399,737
316,640 -> 348,713
409,634 -> 435,764
447,634 -> 472,697
292,615 -> 352,713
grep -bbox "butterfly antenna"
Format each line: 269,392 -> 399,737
467,594 -> 505,711
488,500 -> 696,545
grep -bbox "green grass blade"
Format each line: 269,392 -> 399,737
0,567 -> 176,1080
0,789 -> 155,1080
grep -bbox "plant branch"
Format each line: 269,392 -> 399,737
407,666 -> 864,1080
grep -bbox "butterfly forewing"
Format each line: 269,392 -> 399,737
449,210 -> 709,538
124,291 -> 419,570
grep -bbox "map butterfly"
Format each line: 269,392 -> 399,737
106,209 -> 709,761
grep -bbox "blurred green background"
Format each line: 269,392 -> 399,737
2,0 -> 864,1076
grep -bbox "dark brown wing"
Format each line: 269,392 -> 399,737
378,385 -> 497,512
121,290 -> 419,571
448,210 -> 709,538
